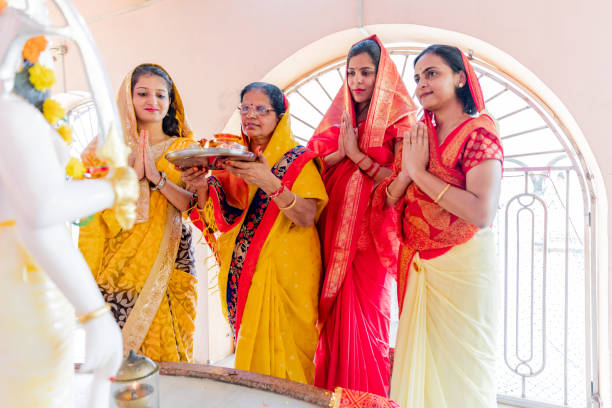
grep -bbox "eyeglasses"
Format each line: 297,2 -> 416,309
237,104 -> 274,116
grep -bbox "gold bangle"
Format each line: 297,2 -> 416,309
434,183 -> 451,204
278,193 -> 297,210
385,183 -> 401,200
77,303 -> 111,325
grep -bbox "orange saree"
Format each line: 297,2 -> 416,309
307,35 -> 416,396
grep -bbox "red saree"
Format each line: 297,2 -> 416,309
307,35 -> 416,396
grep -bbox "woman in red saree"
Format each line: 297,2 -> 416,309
380,45 -> 504,407
307,35 -> 416,396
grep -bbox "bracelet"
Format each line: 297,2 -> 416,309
268,183 -> 286,199
361,160 -> 375,174
370,163 -> 381,178
385,183 -> 401,200
77,303 -> 111,325
188,191 -> 198,209
151,172 -> 167,191
355,155 -> 368,166
278,193 -> 297,210
434,183 -> 451,204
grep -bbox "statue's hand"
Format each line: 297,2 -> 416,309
79,312 -> 122,408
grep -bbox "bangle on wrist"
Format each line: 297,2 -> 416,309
370,163 -> 382,178
268,183 -> 286,199
355,155 -> 368,166
434,183 -> 451,204
278,192 -> 297,210
151,172 -> 167,191
386,183 -> 401,200
361,160 -> 375,174
77,303 -> 111,325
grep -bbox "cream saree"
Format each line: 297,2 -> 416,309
390,228 -> 498,407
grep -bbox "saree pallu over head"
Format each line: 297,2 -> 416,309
378,48 -> 502,313
307,34 -> 417,323
116,63 -> 194,223
204,105 -> 319,339
117,63 -> 193,149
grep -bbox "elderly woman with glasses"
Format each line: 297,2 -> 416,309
182,82 -> 328,384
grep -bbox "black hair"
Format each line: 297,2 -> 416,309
131,64 -> 180,136
347,39 -> 381,70
239,82 -> 286,119
414,45 -> 477,115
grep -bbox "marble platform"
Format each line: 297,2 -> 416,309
76,362 -> 332,407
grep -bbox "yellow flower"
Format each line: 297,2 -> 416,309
42,99 -> 65,125
29,63 -> 55,91
22,36 -> 48,63
0,0 -> 8,12
57,125 -> 73,145
65,157 -> 86,179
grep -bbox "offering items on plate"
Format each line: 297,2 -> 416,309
165,133 -> 256,170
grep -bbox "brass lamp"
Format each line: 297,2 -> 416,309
110,350 -> 159,408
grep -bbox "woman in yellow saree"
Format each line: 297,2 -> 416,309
79,64 -> 198,362
183,82 -> 327,384
378,45 -> 504,407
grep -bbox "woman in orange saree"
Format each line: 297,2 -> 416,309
307,35 -> 416,396
79,64 -> 198,362
379,45 -> 504,407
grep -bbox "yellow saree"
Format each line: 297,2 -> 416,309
78,64 -> 197,362
199,111 -> 327,384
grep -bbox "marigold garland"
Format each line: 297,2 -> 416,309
42,98 -> 65,125
65,157 -> 86,179
22,36 -> 48,63
4,7 -> 87,186
57,125 -> 73,145
4,2 -> 89,227
29,63 -> 56,91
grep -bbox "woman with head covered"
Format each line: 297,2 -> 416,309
182,82 -> 327,384
381,45 -> 504,407
307,35 -> 417,395
79,64 -> 198,362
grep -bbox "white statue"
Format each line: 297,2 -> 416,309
0,2 -> 137,407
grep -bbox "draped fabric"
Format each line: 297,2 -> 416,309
377,48 -> 504,407
193,108 -> 328,384
390,230 -> 498,407
0,222 -> 75,407
79,64 -> 197,362
330,387 -> 400,408
307,35 -> 417,396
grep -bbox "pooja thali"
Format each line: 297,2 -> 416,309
165,147 -> 257,170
